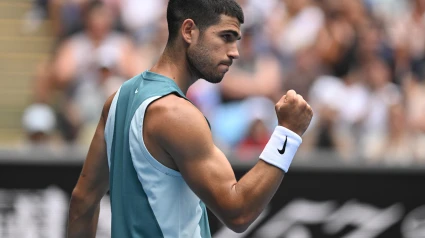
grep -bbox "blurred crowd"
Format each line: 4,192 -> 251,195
22,0 -> 425,165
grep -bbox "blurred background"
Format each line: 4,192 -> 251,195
0,0 -> 425,237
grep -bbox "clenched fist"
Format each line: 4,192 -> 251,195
275,90 -> 313,136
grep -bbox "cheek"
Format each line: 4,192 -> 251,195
200,36 -> 224,56
211,41 -> 227,56
195,44 -> 215,64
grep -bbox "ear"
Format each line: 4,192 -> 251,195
181,19 -> 198,44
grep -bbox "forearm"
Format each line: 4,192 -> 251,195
221,127 -> 301,231
67,194 -> 100,238
232,160 -> 284,225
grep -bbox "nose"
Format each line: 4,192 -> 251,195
228,43 -> 240,60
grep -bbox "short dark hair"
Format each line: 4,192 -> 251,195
167,0 -> 244,42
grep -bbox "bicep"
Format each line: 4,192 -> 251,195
152,99 -> 240,218
177,143 -> 238,214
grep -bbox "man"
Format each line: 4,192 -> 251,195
67,0 -> 313,237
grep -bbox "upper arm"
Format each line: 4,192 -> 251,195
148,95 -> 240,220
72,92 -> 116,202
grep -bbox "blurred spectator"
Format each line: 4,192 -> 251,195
135,14 -> 170,72
17,0 -> 425,166
314,0 -> 357,77
32,59 -> 56,105
356,19 -> 394,71
22,104 -> 57,146
404,74 -> 425,133
281,47 -> 322,98
389,0 -> 425,81
49,0 -> 140,143
361,58 -> 401,137
340,0 -> 369,28
52,0 -> 140,83
306,69 -> 369,159
48,0 -> 89,39
403,73 -> 425,161
235,109 -> 276,161
72,48 -> 126,144
42,0 -> 166,41
266,0 -> 324,63
23,0 -> 49,34
236,0 -> 275,30
118,0 -> 166,44
21,56 -> 59,147
362,103 -> 425,165
364,0 -> 409,25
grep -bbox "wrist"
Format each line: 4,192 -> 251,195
259,126 -> 302,172
277,124 -> 303,137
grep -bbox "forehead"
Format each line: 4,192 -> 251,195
208,15 -> 241,34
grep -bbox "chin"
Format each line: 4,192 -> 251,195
202,73 -> 225,84
205,76 -> 224,84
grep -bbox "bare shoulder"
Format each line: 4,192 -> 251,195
147,93 -> 208,128
145,94 -> 212,148
149,93 -> 193,110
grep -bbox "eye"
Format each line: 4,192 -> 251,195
221,34 -> 232,42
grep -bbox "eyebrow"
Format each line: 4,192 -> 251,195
221,30 -> 242,40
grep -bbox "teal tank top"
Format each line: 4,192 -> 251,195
104,71 -> 211,238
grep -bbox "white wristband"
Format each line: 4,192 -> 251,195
259,126 -> 302,172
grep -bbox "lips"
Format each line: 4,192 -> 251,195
221,61 -> 232,67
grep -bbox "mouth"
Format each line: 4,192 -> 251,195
220,61 -> 232,67
219,63 -> 230,73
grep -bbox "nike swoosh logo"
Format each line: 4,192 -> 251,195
277,136 -> 288,154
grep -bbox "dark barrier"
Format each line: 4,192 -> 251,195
0,152 -> 424,238
211,167 -> 425,238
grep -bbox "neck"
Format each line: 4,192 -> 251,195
149,43 -> 199,95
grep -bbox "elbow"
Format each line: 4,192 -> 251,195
70,188 -> 85,205
215,189 -> 257,233
69,189 -> 84,214
69,189 -> 94,220
223,215 -> 252,233
228,223 -> 249,233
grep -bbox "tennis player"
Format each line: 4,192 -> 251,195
67,0 -> 313,237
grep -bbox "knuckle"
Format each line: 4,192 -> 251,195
285,96 -> 292,103
307,106 -> 314,116
287,90 -> 296,98
295,96 -> 301,103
